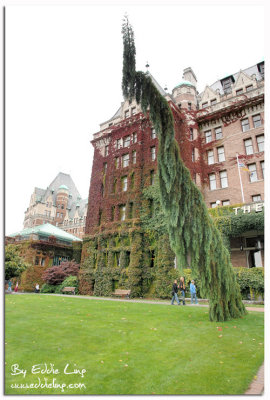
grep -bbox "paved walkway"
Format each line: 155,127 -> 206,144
32,293 -> 264,312
245,363 -> 264,395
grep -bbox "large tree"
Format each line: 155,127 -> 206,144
5,244 -> 29,281
121,17 -> 246,321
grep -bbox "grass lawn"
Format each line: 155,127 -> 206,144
5,294 -> 264,395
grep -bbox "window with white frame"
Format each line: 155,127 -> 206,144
190,128 -> 193,140
151,128 -> 157,139
217,146 -> 225,162
103,162 -> 107,174
209,173 -> 216,190
132,150 -> 136,164
124,110 -> 129,119
131,107 -> 136,116
122,153 -> 130,168
211,98 -> 217,106
244,138 -> 254,155
252,114 -> 262,128
256,135 -> 264,152
202,102 -> 208,108
220,170 -> 228,188
236,88 -> 243,95
207,150 -> 214,165
260,161 -> 264,178
215,127 -> 222,140
192,148 -> 195,162
252,194 -> 261,202
248,163 -> 258,182
151,146 -> 156,161
105,145 -> 109,156
115,157 -> 120,169
222,200 -> 230,206
119,205 -> 126,221
116,139 -> 122,149
246,85 -> 253,92
132,132 -> 137,143
122,176 -> 128,191
150,170 -> 155,185
123,135 -> 130,147
205,130 -> 212,143
210,202 -> 217,208
241,118 -> 250,132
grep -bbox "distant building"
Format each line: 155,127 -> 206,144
23,172 -> 88,239
6,223 -> 82,291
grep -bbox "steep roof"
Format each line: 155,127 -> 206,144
9,223 -> 82,242
201,62 -> 264,96
104,71 -> 167,125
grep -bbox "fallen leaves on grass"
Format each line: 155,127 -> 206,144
218,335 -> 223,338
124,364 -> 128,367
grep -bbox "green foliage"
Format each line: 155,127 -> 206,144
40,283 -> 58,293
234,267 -> 264,300
56,276 -> 79,295
121,18 -> 246,321
213,210 -> 264,238
5,244 -> 29,280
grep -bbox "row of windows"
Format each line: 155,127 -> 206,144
206,135 -> 264,165
105,146 -> 156,170
107,170 -> 155,196
208,161 -> 264,190
241,114 -> 262,132
204,113 -> 262,143
209,170 -> 228,190
98,202 -> 134,225
244,135 -> 264,154
210,194 -> 262,208
202,84 -> 254,108
124,107 -> 137,119
207,146 -> 225,164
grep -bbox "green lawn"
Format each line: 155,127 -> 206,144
5,294 -> 264,395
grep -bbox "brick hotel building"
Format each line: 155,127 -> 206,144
81,62 -> 264,296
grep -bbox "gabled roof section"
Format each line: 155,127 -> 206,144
200,62 -> 264,96
43,172 -> 81,207
146,71 -> 167,96
9,223 -> 82,242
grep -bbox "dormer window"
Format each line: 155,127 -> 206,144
131,107 -> 136,116
202,102 -> 208,108
257,62 -> 264,78
236,88 -> 243,95
210,98 -> 217,106
246,85 -> 253,92
124,110 -> 130,118
221,76 -> 235,94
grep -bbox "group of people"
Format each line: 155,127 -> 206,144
7,281 -> 19,293
171,277 -> 198,305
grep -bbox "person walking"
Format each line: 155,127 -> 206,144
8,280 -> 12,293
14,282 -> 19,293
190,280 -> 198,304
35,283 -> 40,293
179,277 -> 186,305
171,279 -> 180,305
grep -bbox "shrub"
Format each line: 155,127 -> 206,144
55,276 -> 79,295
234,267 -> 264,300
40,283 -> 58,293
42,260 -> 80,285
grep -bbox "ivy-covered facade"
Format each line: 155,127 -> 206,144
81,32 -> 264,300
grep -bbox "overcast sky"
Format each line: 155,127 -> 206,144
5,2 -> 265,235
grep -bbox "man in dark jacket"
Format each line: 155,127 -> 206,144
171,279 -> 180,305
